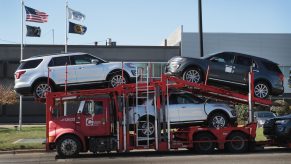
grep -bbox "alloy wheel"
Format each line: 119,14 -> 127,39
254,83 -> 269,98
211,115 -> 226,128
110,75 -> 126,87
184,69 -> 201,83
141,121 -> 155,136
35,83 -> 51,98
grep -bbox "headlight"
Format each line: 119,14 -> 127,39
131,70 -> 136,76
276,125 -> 285,132
276,119 -> 289,124
125,63 -> 136,68
258,120 -> 264,124
169,62 -> 180,70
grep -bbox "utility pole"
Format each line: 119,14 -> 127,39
52,29 -> 55,45
198,0 -> 204,57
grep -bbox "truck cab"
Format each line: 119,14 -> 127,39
47,96 -> 117,157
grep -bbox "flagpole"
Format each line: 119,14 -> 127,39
65,0 -> 68,53
19,0 -> 24,131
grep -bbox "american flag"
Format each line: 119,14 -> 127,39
25,6 -> 48,23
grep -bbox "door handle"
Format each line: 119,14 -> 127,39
78,67 -> 85,69
253,70 -> 259,72
181,106 -> 186,108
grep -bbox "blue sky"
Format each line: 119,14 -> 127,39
0,0 -> 290,45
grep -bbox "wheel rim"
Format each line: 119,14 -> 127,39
141,122 -> 154,136
61,139 -> 78,156
254,83 -> 268,98
35,83 -> 51,98
184,70 -> 200,83
230,136 -> 245,151
110,75 -> 126,87
212,115 -> 226,128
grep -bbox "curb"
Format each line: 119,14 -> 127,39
0,149 -> 47,155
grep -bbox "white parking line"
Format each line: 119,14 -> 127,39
13,139 -> 23,144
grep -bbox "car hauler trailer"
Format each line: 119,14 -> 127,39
44,62 -> 291,158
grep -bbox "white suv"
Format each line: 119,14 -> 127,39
14,52 -> 136,98
128,92 -> 237,137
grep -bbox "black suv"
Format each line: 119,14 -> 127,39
165,52 -> 284,98
263,114 -> 291,143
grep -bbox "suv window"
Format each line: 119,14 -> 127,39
71,55 -> 95,65
209,53 -> 234,64
48,56 -> 70,67
261,61 -> 282,73
169,94 -> 202,104
235,55 -> 252,66
18,59 -> 42,69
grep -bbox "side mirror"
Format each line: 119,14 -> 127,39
91,59 -> 99,65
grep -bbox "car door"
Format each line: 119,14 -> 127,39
207,52 -> 236,83
232,54 -> 253,85
167,94 -> 180,122
70,54 -> 104,84
48,56 -> 77,85
170,94 -> 207,122
76,100 -> 110,136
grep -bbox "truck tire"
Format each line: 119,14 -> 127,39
182,67 -> 203,83
225,132 -> 248,153
193,132 -> 216,154
56,135 -> 81,158
108,72 -> 128,88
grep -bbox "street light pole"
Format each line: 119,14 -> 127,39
198,0 -> 204,57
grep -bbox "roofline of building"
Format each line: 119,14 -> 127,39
0,44 -> 179,49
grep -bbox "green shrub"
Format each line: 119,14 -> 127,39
271,100 -> 290,116
0,85 -> 17,105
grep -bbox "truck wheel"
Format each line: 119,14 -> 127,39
193,132 -> 216,154
33,81 -> 53,99
208,112 -> 228,128
225,132 -> 248,153
182,67 -> 203,83
138,118 -> 155,138
108,72 -> 128,88
57,135 -> 81,158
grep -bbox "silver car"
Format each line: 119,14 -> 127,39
254,111 -> 276,127
128,92 -> 237,137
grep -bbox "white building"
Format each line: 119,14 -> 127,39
165,26 -> 291,94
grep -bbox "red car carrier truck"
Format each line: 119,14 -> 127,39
43,67 -> 291,158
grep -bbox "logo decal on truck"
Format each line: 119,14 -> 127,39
60,117 -> 75,122
86,118 -> 101,126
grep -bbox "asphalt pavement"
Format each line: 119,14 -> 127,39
0,147 -> 290,164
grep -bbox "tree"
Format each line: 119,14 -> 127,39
235,104 -> 248,125
0,84 -> 17,105
271,100 -> 290,116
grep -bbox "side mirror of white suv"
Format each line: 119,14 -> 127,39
91,59 -> 99,65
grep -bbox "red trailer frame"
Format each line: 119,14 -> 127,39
44,70 -> 276,156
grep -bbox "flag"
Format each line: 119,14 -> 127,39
25,6 -> 48,23
69,22 -> 87,35
26,25 -> 41,37
68,8 -> 85,21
